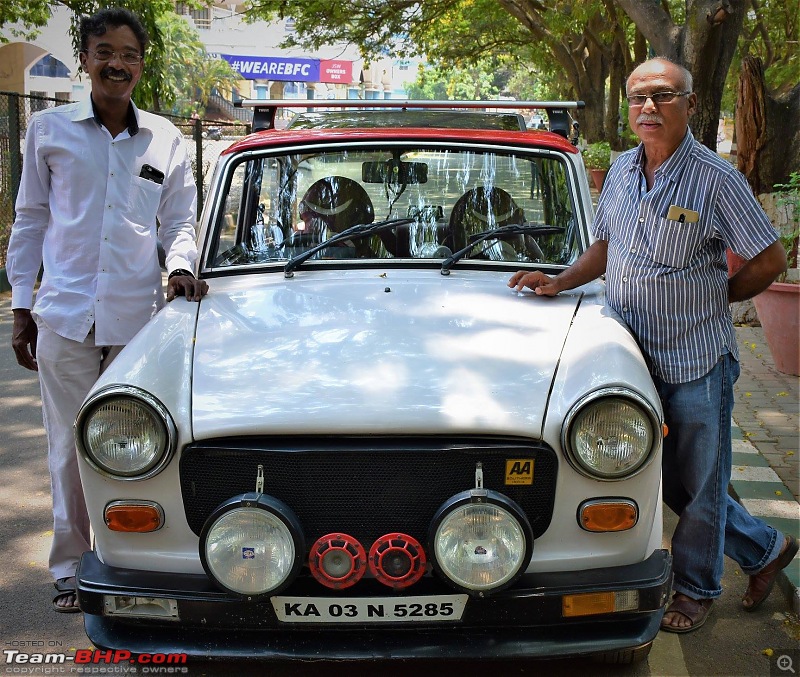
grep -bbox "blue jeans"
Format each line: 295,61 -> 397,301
655,352 -> 783,599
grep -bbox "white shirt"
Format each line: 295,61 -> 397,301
8,97 -> 198,345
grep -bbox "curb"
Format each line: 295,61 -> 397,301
729,421 -> 800,615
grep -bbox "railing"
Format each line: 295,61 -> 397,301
208,93 -> 254,124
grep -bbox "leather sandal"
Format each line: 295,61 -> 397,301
660,593 -> 713,633
52,577 -> 80,613
743,534 -> 799,611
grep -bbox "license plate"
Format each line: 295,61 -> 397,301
271,594 -> 468,624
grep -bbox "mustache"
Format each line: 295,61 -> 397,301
636,113 -> 663,125
100,67 -> 132,81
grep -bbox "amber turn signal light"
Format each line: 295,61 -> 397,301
104,502 -> 164,532
563,590 -> 639,617
579,499 -> 638,532
563,591 -> 615,617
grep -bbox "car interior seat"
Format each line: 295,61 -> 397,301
293,176 -> 376,255
446,186 -> 525,254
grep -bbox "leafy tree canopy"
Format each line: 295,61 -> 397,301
156,11 -> 239,116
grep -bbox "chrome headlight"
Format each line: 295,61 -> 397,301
76,387 -> 175,480
429,490 -> 532,595
563,388 -> 660,480
200,493 -> 304,598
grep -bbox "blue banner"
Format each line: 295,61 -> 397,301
212,53 -> 320,81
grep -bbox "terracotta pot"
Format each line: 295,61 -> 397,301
752,282 -> 800,376
589,168 -> 607,192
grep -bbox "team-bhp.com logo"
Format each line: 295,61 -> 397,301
3,649 -> 188,673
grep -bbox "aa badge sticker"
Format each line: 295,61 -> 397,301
505,459 -> 534,485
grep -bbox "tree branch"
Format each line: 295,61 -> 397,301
614,0 -> 680,57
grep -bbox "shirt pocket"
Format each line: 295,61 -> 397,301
128,175 -> 163,227
650,217 -> 707,269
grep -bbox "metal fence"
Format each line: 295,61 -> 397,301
0,91 -> 251,269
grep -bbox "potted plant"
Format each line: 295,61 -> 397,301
752,171 -> 800,375
582,141 -> 611,191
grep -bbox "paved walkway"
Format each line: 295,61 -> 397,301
730,324 -> 800,612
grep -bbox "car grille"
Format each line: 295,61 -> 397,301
180,436 -> 557,546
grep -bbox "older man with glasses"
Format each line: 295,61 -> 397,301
508,57 -> 795,633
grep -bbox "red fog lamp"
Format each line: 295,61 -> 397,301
429,489 -> 533,595
368,533 -> 426,589
200,492 -> 304,600
309,533 -> 367,589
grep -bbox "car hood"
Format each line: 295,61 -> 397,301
191,270 -> 584,439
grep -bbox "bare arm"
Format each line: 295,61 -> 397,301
728,241 -> 787,303
508,240 -> 609,295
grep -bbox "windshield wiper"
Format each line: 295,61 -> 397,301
440,223 -> 565,274
284,217 -> 416,276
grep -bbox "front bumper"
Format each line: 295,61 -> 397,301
77,549 -> 672,660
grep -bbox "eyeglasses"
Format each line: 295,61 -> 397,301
85,49 -> 143,65
626,91 -> 691,106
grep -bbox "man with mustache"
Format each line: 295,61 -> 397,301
7,7 -> 208,613
508,57 -> 795,633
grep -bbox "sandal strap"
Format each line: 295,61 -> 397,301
666,595 -> 712,624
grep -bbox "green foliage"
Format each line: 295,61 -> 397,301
774,171 -> 800,268
405,60 -> 506,101
156,12 -> 238,116
582,141 -> 611,169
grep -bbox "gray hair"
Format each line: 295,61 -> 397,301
627,57 -> 693,93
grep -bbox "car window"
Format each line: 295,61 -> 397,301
208,145 -> 579,270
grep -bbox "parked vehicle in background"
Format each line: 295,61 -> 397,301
75,100 -> 671,665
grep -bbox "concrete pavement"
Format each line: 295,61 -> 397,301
729,324 -> 800,612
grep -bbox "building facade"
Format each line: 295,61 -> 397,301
0,3 -> 421,108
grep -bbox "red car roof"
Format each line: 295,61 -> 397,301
221,127 -> 579,156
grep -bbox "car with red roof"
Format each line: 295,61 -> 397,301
75,100 -> 671,665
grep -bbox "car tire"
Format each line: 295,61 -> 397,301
590,641 -> 653,665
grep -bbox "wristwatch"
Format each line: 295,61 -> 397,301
168,268 -> 194,280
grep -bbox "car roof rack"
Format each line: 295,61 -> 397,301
235,99 -> 585,139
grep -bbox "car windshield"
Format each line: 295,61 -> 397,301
206,144 -> 580,271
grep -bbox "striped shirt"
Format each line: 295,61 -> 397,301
592,129 -> 778,384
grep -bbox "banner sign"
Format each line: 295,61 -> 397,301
214,54 -> 319,81
320,60 -> 352,83
212,53 -> 353,83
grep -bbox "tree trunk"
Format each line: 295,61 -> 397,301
605,38 -> 625,150
736,56 -> 800,194
576,83 -> 607,142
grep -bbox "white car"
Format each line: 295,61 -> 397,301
75,100 -> 671,665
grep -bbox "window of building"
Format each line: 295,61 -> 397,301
30,55 -> 70,78
176,3 -> 211,28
